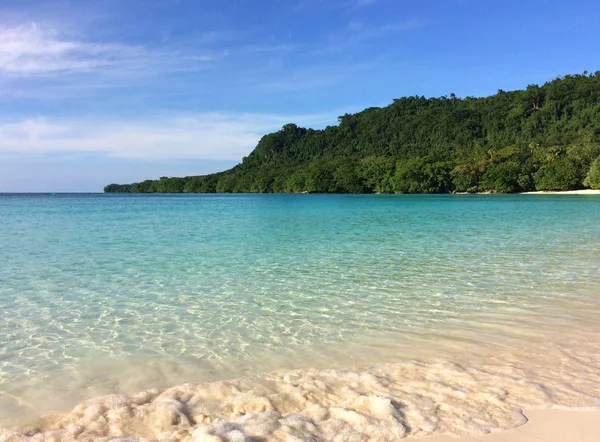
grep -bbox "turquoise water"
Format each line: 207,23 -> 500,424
1,194 -> 600,426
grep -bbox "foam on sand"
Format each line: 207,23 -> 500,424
2,331 -> 599,442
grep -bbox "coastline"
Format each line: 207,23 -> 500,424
428,408 -> 600,442
520,189 -> 600,195
452,189 -> 600,195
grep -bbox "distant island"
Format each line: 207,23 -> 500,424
105,72 -> 600,194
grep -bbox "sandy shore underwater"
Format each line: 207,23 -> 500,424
2,328 -> 599,442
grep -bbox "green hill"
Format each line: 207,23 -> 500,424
105,72 -> 600,194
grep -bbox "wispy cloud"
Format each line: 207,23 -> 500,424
312,18 -> 423,54
349,0 -> 383,10
256,58 -> 383,92
295,0 -> 383,12
0,22 -> 226,78
344,18 -> 423,42
236,44 -> 298,55
0,23 -> 141,76
0,112 -> 338,161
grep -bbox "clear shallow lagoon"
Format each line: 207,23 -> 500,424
1,194 -> 600,439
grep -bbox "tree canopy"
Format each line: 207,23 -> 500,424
105,72 -> 600,194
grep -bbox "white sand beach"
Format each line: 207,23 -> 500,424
520,189 -> 600,195
428,408 -> 600,442
3,325 -> 599,441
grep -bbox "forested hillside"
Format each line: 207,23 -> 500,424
105,72 -> 600,194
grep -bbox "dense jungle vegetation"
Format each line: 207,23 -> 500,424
105,72 -> 600,194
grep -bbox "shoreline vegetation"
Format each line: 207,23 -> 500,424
105,72 -> 600,195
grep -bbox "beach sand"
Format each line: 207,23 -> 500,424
3,324 -> 600,441
520,189 -> 600,195
428,408 -> 600,442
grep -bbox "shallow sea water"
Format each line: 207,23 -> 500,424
0,194 -> 599,440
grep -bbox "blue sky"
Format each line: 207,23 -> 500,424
0,0 -> 598,191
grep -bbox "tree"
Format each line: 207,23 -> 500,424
333,162 -> 365,193
305,162 -> 336,193
358,156 -> 395,193
391,159 -> 451,194
104,184 -> 132,193
216,174 -> 236,193
284,169 -> 308,193
480,161 -> 522,193
533,157 -> 582,190
104,72 -> 600,194
584,156 -> 600,189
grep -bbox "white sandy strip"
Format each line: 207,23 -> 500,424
520,189 -> 600,195
427,408 -> 600,442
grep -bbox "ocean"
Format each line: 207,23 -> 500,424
1,193 -> 599,440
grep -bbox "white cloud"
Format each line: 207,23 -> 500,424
0,23 -> 226,78
0,23 -> 142,75
0,112 -> 337,161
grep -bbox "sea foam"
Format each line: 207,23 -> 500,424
2,332 -> 599,442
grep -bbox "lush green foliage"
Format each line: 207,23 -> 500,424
104,183 -> 132,193
584,156 -> 600,189
105,72 -> 600,194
